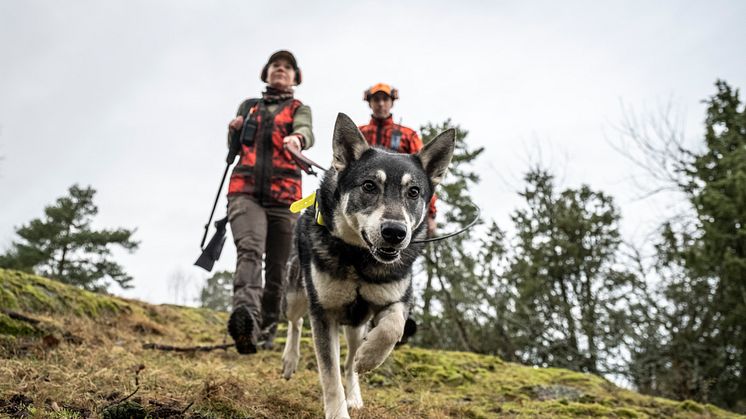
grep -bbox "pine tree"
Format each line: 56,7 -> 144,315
0,185 -> 138,291
198,270 -> 233,312
630,81 -> 746,410
502,169 -> 639,374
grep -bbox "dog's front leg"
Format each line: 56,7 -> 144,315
343,325 -> 366,409
282,290 -> 308,380
310,314 -> 349,419
354,302 -> 406,374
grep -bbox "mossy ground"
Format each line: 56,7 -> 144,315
0,268 -> 741,418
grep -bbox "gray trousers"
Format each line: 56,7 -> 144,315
227,194 -> 297,328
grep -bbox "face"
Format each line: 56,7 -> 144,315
337,152 -> 431,263
368,92 -> 393,119
328,113 -> 455,264
266,58 -> 296,90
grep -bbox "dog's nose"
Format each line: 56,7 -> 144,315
381,221 -> 407,245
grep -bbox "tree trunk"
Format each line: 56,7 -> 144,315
558,277 -> 580,368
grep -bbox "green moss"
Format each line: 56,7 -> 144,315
679,399 -> 705,413
614,407 -> 643,418
0,313 -> 39,336
0,285 -> 19,309
101,400 -> 146,419
0,269 -> 128,319
366,372 -> 392,387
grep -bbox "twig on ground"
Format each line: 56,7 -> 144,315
1,309 -> 40,325
142,342 -> 234,352
102,387 -> 140,411
133,364 -> 145,386
118,387 -> 139,403
181,401 -> 195,414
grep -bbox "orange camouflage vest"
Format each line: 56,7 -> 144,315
228,99 -> 303,206
359,115 -> 437,216
359,114 -> 422,154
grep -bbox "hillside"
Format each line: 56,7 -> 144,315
0,268 -> 741,418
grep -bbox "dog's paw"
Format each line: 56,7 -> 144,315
325,402 -> 351,419
345,380 -> 363,409
346,394 -> 363,410
282,353 -> 299,380
353,356 -> 379,375
353,343 -> 391,374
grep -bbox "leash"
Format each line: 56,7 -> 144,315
285,144 -> 328,175
286,144 -> 481,243
411,203 -> 480,243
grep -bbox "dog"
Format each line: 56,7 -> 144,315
281,113 -> 455,419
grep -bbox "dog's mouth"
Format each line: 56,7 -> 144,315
374,246 -> 400,262
362,231 -> 401,263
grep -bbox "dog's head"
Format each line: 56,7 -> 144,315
323,113 -> 455,263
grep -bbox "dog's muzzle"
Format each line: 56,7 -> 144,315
362,221 -> 409,263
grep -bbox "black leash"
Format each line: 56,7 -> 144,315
286,146 -> 481,243
411,203 -> 480,244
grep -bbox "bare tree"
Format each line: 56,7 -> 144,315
168,268 -> 194,306
608,100 -> 694,200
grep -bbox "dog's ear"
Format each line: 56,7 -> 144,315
332,113 -> 369,172
417,129 -> 456,187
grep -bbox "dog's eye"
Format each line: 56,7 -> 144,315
362,181 -> 377,193
407,187 -> 420,199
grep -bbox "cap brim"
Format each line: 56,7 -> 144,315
269,51 -> 297,68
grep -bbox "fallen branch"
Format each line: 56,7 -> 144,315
117,387 -> 139,404
181,401 -> 195,414
102,387 -> 140,411
1,309 -> 40,325
142,342 -> 234,353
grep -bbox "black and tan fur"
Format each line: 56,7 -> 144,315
281,113 -> 455,419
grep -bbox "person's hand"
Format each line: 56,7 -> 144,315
229,115 -> 244,132
427,216 -> 437,238
283,135 -> 302,152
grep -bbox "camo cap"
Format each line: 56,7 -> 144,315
261,50 -> 302,85
364,83 -> 399,101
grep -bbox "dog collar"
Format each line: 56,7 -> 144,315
290,190 -> 325,226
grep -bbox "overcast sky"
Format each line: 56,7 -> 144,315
1,1 -> 745,305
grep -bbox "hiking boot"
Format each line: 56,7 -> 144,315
258,322 -> 278,351
228,306 -> 257,354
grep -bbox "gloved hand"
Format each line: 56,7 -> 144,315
227,134 -> 241,163
226,116 -> 246,163
229,116 -> 245,132
283,134 -> 302,152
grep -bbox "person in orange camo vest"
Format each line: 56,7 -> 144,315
226,50 -> 314,354
358,83 -> 433,346
359,83 -> 437,237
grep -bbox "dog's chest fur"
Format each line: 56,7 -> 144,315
310,263 -> 409,324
